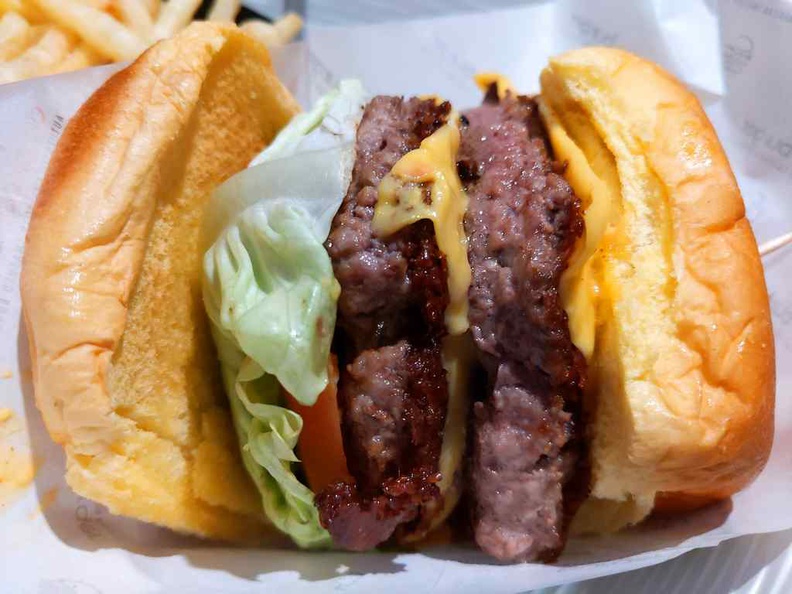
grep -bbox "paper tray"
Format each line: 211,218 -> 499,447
2,1 -> 791,592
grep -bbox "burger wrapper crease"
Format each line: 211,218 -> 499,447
3,1 -> 792,591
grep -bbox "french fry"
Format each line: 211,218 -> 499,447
241,13 -> 304,48
143,0 -> 160,19
0,0 -> 22,14
53,42 -> 102,74
0,0 -> 42,23
153,0 -> 201,39
114,0 -> 155,42
75,0 -> 113,9
272,12 -> 303,44
0,26 -> 71,84
207,0 -> 240,22
29,0 -> 146,61
0,0 -> 114,25
1,0 -> 167,83
240,19 -> 280,48
0,11 -> 33,61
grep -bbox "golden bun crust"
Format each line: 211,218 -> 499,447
540,47 -> 775,531
21,23 -> 299,541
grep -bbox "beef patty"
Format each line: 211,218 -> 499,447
459,91 -> 588,562
317,97 -> 452,550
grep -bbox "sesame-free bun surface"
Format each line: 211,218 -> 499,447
540,47 -> 775,532
20,23 -> 299,541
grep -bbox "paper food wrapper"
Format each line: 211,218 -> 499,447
2,1 -> 791,592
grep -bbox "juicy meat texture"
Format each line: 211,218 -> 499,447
317,97 -> 451,551
342,343 -> 412,488
459,93 -> 587,562
341,341 -> 447,492
327,97 -> 451,350
472,364 -> 578,562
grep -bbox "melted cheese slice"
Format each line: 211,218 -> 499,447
540,101 -> 620,359
474,72 -> 516,98
372,116 -> 471,335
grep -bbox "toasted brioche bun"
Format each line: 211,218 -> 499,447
20,23 -> 300,541
539,47 -> 775,532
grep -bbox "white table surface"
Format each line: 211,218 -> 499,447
240,2 -> 792,592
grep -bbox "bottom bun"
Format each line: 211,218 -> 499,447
21,23 -> 300,541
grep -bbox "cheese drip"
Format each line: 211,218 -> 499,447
372,115 -> 471,335
473,72 -> 516,98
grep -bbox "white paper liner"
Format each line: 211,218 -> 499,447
1,1 -> 791,592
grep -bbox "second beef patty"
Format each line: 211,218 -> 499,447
459,90 -> 587,562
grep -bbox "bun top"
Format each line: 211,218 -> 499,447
540,47 -> 775,530
20,23 -> 299,541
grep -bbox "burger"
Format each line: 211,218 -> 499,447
20,23 -> 775,562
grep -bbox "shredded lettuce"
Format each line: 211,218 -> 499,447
202,80 -> 368,548
250,79 -> 366,165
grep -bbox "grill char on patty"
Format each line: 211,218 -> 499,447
316,90 -> 587,559
317,97 -> 452,551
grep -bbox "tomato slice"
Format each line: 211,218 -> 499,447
285,355 -> 351,492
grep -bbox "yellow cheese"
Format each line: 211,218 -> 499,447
372,115 -> 471,335
418,94 -> 445,104
473,72 -> 515,98
435,333 -> 473,519
540,101 -> 620,360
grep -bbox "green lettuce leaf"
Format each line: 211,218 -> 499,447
202,81 -> 367,548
